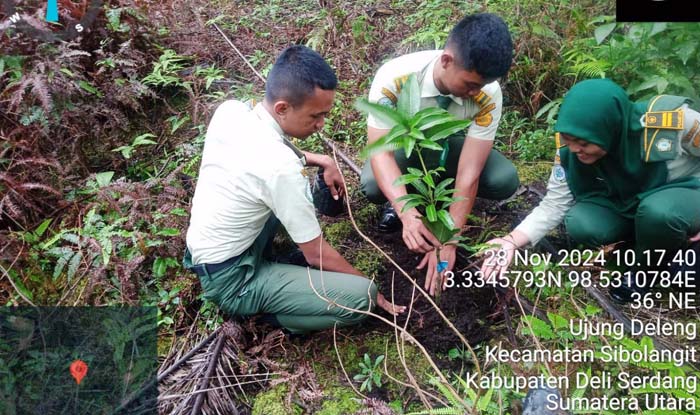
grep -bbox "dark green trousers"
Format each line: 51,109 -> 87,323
184,217 -> 377,334
360,134 -> 520,203
564,187 -> 700,252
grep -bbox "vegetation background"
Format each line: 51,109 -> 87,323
2,0 -> 699,414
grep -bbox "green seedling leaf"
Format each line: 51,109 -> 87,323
403,136 -> 416,158
422,172 -> 435,188
434,178 -> 455,198
418,140 -> 443,151
407,167 -> 423,176
393,174 -> 421,186
437,210 -> 455,231
411,179 -> 431,199
421,217 -> 459,245
360,124 -> 407,159
397,73 -> 421,117
355,98 -> 406,127
425,204 -> 437,222
410,107 -> 448,127
425,119 -> 471,141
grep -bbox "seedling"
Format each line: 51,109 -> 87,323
353,353 -> 385,392
355,74 -> 471,299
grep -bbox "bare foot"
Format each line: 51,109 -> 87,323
377,293 -> 406,316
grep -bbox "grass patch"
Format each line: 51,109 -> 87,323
514,160 -> 552,185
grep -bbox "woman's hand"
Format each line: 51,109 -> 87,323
690,231 -> 700,243
479,237 -> 518,282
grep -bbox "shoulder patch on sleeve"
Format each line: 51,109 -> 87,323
645,109 -> 684,130
553,164 -> 566,183
471,91 -> 495,127
474,102 -> 496,127
473,90 -> 492,107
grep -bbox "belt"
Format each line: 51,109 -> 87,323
190,254 -> 242,277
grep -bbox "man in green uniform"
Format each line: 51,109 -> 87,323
360,13 -> 519,295
481,79 -> 700,302
185,46 -> 404,334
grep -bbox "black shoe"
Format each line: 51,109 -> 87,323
609,276 -> 649,304
378,204 -> 401,233
273,249 -> 309,267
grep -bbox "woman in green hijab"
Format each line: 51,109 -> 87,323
480,79 -> 700,301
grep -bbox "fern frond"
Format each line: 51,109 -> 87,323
432,379 -> 465,409
28,73 -> 53,112
570,60 -> 612,78
0,194 -> 23,220
10,157 -> 62,170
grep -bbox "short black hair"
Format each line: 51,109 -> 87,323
265,45 -> 337,107
446,13 -> 513,79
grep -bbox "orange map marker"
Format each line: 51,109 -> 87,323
70,359 -> 88,385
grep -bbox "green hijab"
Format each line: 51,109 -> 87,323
556,79 -> 699,217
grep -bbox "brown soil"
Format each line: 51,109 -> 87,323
341,191 -> 551,364
367,230 -> 498,354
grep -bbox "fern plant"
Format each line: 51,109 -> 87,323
355,74 -> 471,297
565,18 -> 700,101
142,49 -> 191,90
407,376 -> 497,415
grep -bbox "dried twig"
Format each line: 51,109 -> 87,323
332,323 -> 367,399
159,326 -> 223,381
390,272 -> 432,409
307,267 -> 468,408
191,332 -> 228,415
212,23 -> 265,83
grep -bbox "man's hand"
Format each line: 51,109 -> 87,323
376,293 -> 406,316
302,152 -> 345,200
321,160 -> 345,200
417,245 -> 456,296
479,237 -> 517,282
400,211 -> 440,253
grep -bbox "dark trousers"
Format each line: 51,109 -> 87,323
184,217 -> 376,334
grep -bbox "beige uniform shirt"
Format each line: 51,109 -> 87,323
516,105 -> 700,245
367,50 -> 503,141
186,101 -> 321,264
